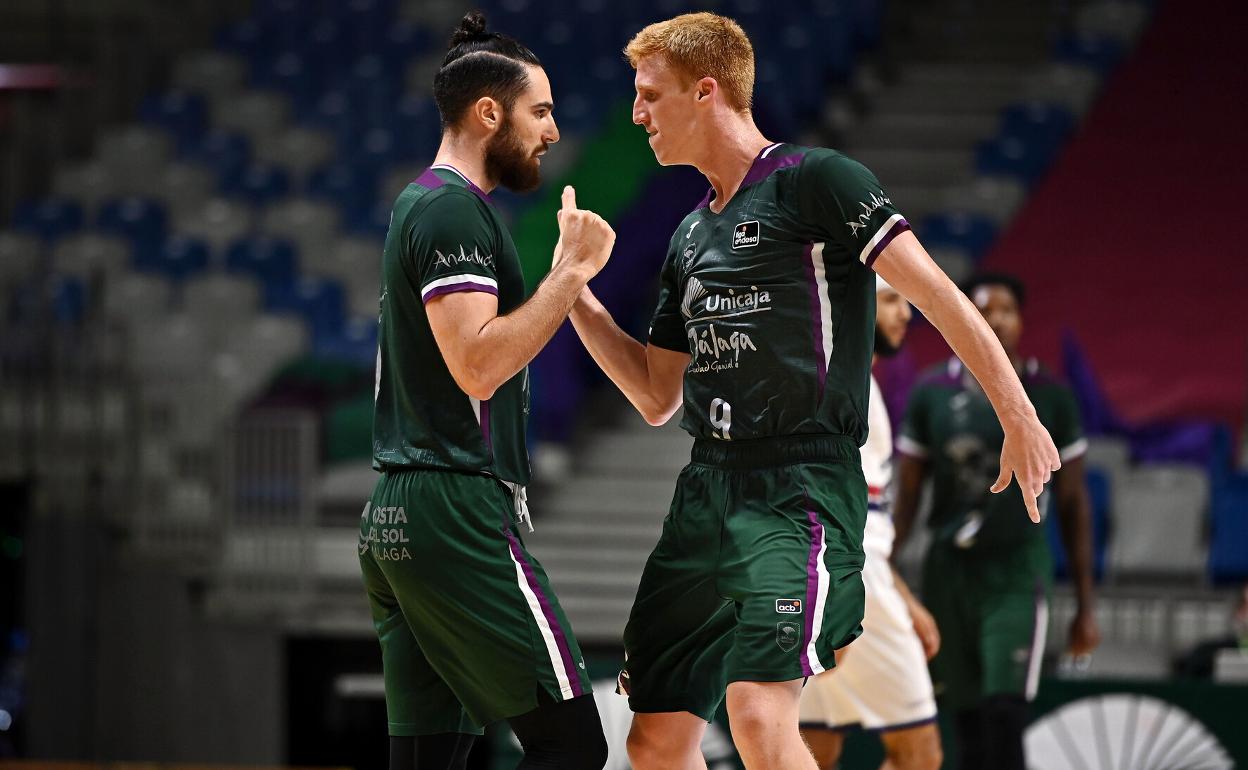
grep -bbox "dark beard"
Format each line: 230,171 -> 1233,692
875,326 -> 901,358
484,116 -> 541,193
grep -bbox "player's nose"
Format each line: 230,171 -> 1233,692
632,95 -> 646,125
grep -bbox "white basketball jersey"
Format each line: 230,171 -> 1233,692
862,374 -> 896,555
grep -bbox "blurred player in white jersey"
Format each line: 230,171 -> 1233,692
799,276 -> 942,770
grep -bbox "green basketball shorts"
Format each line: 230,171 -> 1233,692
922,543 -> 1051,712
358,468 -> 592,735
621,434 -> 868,721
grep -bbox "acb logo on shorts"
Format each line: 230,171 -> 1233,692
776,598 -> 802,614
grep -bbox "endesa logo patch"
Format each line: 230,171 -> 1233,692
732,220 -> 760,249
776,598 -> 803,614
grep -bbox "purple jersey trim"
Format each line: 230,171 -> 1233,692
415,165 -> 494,205
863,218 -> 911,268
693,143 -> 806,211
420,281 -> 499,303
502,527 -> 585,699
801,508 -> 826,677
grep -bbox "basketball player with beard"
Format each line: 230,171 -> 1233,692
359,13 -> 612,770
798,277 -> 942,770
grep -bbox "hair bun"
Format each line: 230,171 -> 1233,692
449,11 -> 489,47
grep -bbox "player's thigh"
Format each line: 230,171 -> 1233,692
921,549 -> 981,712
979,582 -> 1048,701
627,710 -> 709,768
623,465 -> 736,721
369,470 -> 591,726
720,461 -> 866,683
359,544 -> 479,736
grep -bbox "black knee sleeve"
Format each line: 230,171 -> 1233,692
981,694 -> 1028,770
954,707 -> 987,770
508,693 -> 608,770
388,732 -> 476,770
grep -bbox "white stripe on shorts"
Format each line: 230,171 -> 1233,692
506,544 -> 575,699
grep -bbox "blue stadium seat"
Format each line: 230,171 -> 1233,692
140,90 -> 208,146
1209,474 -> 1248,584
97,197 -> 167,265
265,275 -> 346,338
1000,102 -> 1076,154
182,129 -> 252,187
918,213 -> 998,261
380,19 -> 433,67
974,134 -> 1058,185
306,161 -> 376,218
1047,466 -> 1110,582
226,236 -> 298,293
347,199 -> 395,238
148,235 -> 210,281
225,163 -> 292,206
254,50 -> 319,111
13,198 -> 85,241
386,94 -> 439,157
217,18 -> 275,61
1055,34 -> 1124,73
300,89 -> 361,146
313,314 -> 379,366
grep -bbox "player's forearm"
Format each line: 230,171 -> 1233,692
890,456 -> 926,565
1057,485 -> 1096,609
465,263 -> 591,397
569,289 -> 679,425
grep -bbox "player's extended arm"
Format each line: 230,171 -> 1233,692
427,186 -> 614,400
567,289 -> 688,426
1053,454 -> 1101,656
874,231 -> 1060,522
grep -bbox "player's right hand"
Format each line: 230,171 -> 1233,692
556,185 -> 614,277
992,414 -> 1061,523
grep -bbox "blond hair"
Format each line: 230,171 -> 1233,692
624,12 -> 755,112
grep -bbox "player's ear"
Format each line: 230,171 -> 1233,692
695,77 -> 716,103
472,96 -> 501,132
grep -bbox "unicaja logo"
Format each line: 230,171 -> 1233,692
681,276 -> 708,319
704,286 -> 770,314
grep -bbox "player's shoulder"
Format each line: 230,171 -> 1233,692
404,184 -> 495,236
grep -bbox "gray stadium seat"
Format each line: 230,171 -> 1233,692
103,272 -> 173,325
51,234 -> 131,280
212,90 -> 291,144
53,160 -> 119,216
226,313 -> 310,380
380,164 -> 425,205
1109,464 -> 1210,579
129,312 -> 208,380
141,161 -> 216,218
0,231 -> 43,286
253,127 -> 334,187
260,198 -> 340,265
174,197 -> 254,258
1077,1 -> 1150,42
1026,63 -> 1101,116
941,176 -> 1027,224
315,236 -> 383,317
97,124 -> 174,179
183,272 -> 261,339
172,50 -> 248,103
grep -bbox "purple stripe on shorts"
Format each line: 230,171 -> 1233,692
801,508 -> 825,677
421,281 -> 499,303
801,243 -> 827,400
503,528 -> 584,698
479,398 -> 491,450
864,218 -> 911,268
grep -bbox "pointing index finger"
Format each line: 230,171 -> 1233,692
561,185 -> 577,211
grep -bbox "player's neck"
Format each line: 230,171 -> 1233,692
433,135 -> 495,193
697,116 -> 770,213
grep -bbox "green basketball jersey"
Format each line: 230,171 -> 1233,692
648,143 -> 911,445
372,164 -> 530,485
898,357 -> 1088,552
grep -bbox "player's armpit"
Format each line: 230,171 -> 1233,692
425,289 -> 502,400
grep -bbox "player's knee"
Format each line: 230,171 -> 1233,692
889,744 -> 942,770
626,719 -> 698,769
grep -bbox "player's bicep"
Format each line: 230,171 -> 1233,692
425,290 -> 499,393
872,230 -> 961,316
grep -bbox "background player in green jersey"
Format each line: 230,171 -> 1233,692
564,12 -> 1063,770
361,12 -> 614,770
893,273 -> 1101,770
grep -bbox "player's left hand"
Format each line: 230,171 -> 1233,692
1067,607 -> 1101,657
908,598 -> 941,660
992,413 -> 1061,523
